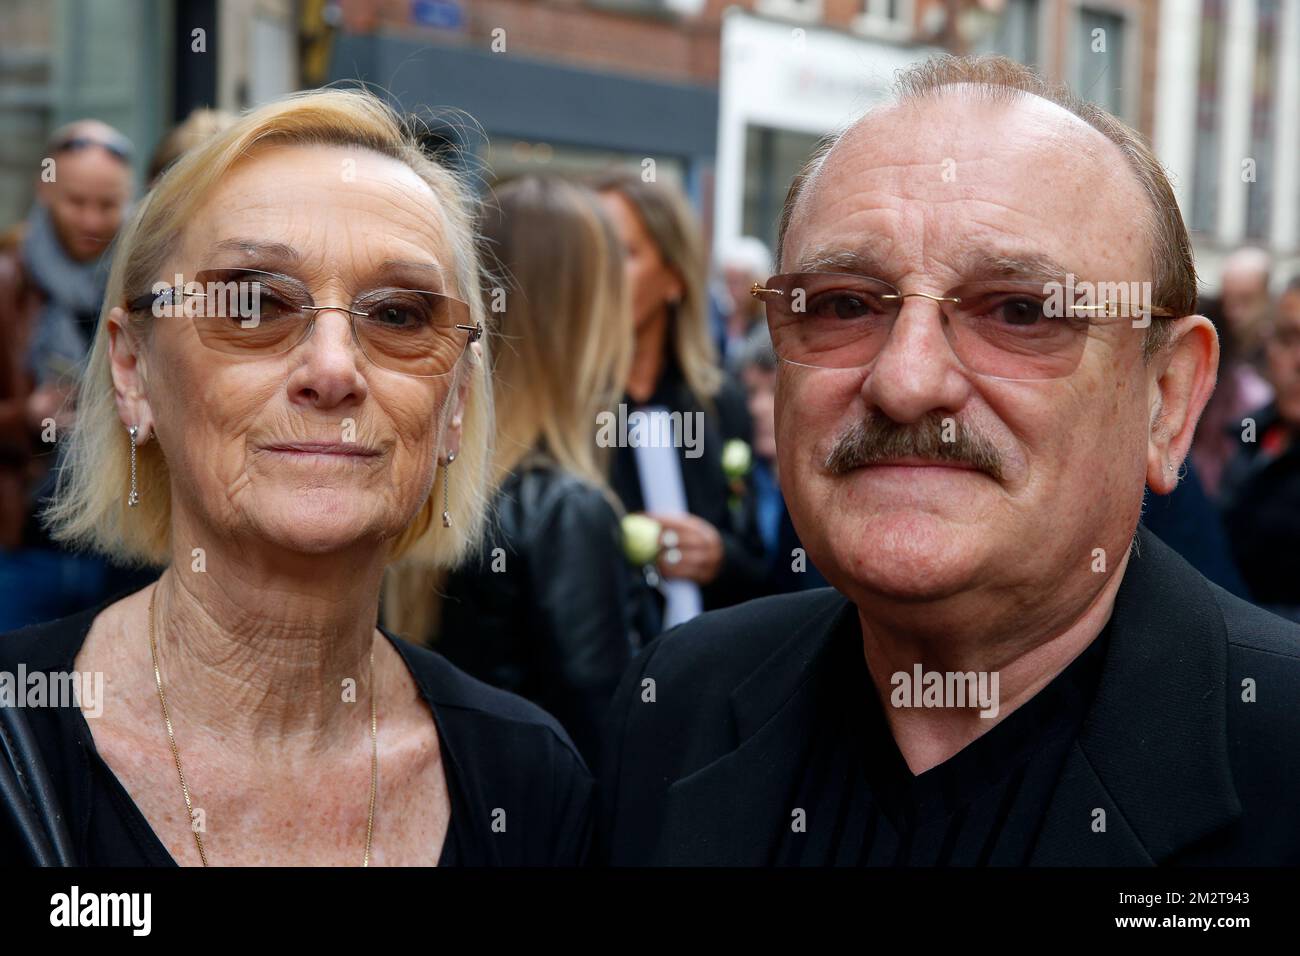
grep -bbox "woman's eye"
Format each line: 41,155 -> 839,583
369,300 -> 429,328
249,293 -> 295,320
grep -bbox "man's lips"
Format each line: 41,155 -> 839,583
259,442 -> 381,457
854,456 -> 983,472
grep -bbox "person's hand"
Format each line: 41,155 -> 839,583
26,385 -> 76,435
646,511 -> 724,585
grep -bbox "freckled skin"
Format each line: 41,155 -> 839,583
777,91 -> 1204,643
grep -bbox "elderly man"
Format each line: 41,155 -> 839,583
597,56 -> 1300,866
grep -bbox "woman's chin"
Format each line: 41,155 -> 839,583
251,504 -> 389,556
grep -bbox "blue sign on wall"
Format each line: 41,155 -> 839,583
411,0 -> 464,31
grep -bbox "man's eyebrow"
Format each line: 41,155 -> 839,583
794,247 -> 891,275
794,246 -> 1073,286
208,238 -> 301,264
959,252 -> 1072,284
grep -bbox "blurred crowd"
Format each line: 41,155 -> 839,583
2,108 -> 1298,761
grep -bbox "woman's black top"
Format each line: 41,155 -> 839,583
609,358 -> 769,614
435,462 -> 639,763
0,590 -> 594,866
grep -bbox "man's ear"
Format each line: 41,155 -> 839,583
441,340 -> 479,461
107,307 -> 155,444
1146,314 -> 1219,494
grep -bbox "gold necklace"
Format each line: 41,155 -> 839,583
147,584 -> 379,866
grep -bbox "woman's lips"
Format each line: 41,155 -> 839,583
260,442 -> 381,457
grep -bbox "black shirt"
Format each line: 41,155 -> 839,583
774,607 -> 1109,865
0,591 -> 594,866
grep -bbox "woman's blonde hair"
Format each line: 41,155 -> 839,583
43,87 -> 494,571
593,171 -> 721,404
481,175 -> 631,491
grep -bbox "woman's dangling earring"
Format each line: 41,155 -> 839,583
441,450 -> 456,528
127,425 -> 140,508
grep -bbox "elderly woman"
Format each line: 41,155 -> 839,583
0,90 -> 591,865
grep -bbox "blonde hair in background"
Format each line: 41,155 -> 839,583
146,107 -> 238,184
42,87 -> 495,577
480,175 -> 631,491
592,171 -> 721,406
383,175 -> 632,642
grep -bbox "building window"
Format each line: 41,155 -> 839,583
741,125 -> 824,252
1191,0 -> 1225,235
1245,0 -> 1280,240
755,0 -> 824,24
1074,6 -> 1126,118
852,0 -> 914,40
971,0 -> 1038,66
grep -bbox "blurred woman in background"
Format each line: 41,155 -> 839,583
594,173 -> 767,631
385,175 -> 637,762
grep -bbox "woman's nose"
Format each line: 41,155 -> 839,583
286,312 -> 369,409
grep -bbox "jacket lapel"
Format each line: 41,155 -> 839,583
655,592 -> 854,865
1031,526 -> 1242,864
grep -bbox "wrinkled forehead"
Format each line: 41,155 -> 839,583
179,144 -> 458,288
784,88 -> 1153,285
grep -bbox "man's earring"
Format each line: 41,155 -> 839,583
127,425 -> 140,508
442,450 -> 456,528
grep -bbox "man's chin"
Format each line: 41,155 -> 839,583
821,517 -> 990,603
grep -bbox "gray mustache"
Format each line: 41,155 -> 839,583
824,412 -> 1004,480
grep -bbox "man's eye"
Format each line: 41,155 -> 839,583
807,291 -> 880,320
991,297 -> 1048,326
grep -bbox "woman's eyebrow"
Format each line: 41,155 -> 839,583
371,258 -> 447,286
207,238 -> 301,267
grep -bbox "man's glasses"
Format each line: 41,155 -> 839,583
751,272 -> 1177,381
127,267 -> 483,379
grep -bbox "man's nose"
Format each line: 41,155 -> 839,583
862,297 -> 973,423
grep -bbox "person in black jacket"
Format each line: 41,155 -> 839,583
1219,278 -> 1300,620
387,176 -> 641,762
595,173 -> 768,629
599,56 -> 1300,866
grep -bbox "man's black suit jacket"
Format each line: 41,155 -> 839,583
597,526 -> 1300,865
